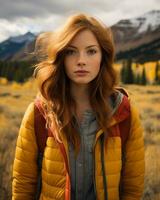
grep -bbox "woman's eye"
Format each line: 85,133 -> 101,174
65,49 -> 76,55
87,49 -> 97,55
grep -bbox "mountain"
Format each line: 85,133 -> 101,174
111,10 -> 160,62
0,32 -> 36,61
9,31 -> 35,43
0,10 -> 160,63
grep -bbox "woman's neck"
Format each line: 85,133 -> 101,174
70,83 -> 92,119
71,83 -> 90,105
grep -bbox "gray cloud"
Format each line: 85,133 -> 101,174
0,0 -> 62,20
0,0 -> 159,42
0,0 -> 159,21
0,0 -> 125,20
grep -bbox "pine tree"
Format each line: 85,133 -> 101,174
123,59 -> 134,84
0,60 -> 3,77
134,62 -> 140,84
141,66 -> 147,85
155,61 -> 160,84
120,60 -> 126,83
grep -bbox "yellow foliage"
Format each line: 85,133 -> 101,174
115,61 -> 160,83
23,81 -> 32,88
11,81 -> 22,89
22,79 -> 38,92
114,63 -> 122,71
144,62 -> 157,82
0,77 -> 8,85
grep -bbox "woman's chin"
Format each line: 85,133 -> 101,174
71,80 -> 91,86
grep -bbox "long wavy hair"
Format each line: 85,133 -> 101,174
33,13 -> 118,151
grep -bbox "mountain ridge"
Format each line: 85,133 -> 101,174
0,10 -> 160,63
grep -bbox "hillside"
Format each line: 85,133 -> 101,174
0,10 -> 160,63
112,10 -> 160,63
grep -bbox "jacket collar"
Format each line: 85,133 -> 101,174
108,93 -> 130,127
94,92 -> 130,143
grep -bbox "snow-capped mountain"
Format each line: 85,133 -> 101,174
0,32 -> 36,61
9,32 -> 35,43
137,10 -> 160,33
0,10 -> 159,62
112,9 -> 160,44
115,10 -> 160,34
111,10 -> 160,62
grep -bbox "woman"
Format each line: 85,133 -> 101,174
12,13 -> 145,200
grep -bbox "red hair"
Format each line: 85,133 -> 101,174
34,13 -> 118,152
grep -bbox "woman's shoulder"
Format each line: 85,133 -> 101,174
110,86 -> 130,111
24,102 -> 35,117
114,86 -> 130,97
112,86 -> 141,118
115,87 -> 141,126
21,102 -> 35,128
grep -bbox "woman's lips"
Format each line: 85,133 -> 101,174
75,70 -> 89,73
74,70 -> 89,76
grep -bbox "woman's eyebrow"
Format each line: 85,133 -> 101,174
67,45 -> 99,49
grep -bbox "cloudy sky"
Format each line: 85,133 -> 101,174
0,0 -> 159,42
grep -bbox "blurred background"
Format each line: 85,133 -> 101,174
0,0 -> 160,199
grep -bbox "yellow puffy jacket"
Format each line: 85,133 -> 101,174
12,95 -> 145,200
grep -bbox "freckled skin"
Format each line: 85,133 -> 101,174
64,29 -> 102,87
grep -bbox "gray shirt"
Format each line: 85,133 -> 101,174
68,91 -> 123,200
69,109 -> 98,200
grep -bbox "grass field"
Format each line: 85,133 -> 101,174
0,79 -> 160,200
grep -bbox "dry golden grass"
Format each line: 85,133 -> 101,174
123,84 -> 160,200
0,80 -> 160,199
0,78 -> 38,199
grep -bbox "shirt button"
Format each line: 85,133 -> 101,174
78,163 -> 82,167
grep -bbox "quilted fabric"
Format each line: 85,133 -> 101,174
12,96 -> 145,200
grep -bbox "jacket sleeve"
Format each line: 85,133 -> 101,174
12,102 -> 38,200
121,103 -> 145,200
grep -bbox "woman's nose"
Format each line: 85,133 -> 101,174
77,52 -> 86,66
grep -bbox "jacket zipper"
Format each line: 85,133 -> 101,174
93,129 -> 105,199
93,138 -> 98,198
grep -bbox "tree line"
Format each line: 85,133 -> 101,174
0,59 -> 160,85
0,60 -> 34,83
120,59 -> 160,85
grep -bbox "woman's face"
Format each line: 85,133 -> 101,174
64,29 -> 102,86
